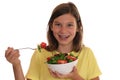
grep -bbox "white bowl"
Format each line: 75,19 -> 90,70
47,59 -> 78,74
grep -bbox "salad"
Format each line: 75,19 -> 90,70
38,42 -> 78,64
47,53 -> 78,64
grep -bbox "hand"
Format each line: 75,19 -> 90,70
49,66 -> 84,80
5,47 -> 20,66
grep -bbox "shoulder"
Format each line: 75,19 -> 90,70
33,48 -> 51,54
79,45 -> 95,58
81,45 -> 93,53
33,48 -> 53,58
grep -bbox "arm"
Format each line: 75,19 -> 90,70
71,73 -> 84,80
69,66 -> 84,80
13,62 -> 25,80
5,47 -> 25,80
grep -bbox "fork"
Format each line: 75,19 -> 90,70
16,47 -> 36,50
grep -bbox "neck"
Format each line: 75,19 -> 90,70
57,44 -> 73,53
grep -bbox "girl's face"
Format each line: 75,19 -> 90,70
51,14 -> 78,46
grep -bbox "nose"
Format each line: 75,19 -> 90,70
60,26 -> 67,33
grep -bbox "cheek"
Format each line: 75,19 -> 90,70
52,29 -> 58,37
73,32 -> 77,37
52,27 -> 59,34
71,30 -> 77,38
71,29 -> 77,35
52,29 -> 57,35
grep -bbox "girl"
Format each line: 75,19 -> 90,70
5,2 -> 102,80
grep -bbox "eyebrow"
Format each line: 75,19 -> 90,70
54,21 -> 74,24
53,21 -> 59,23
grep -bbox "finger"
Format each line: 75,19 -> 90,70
9,50 -> 19,59
55,72 -> 65,78
48,68 -> 58,78
6,48 -> 19,58
6,52 -> 15,62
72,66 -> 77,72
5,49 -> 19,62
14,49 -> 20,57
5,47 -> 13,57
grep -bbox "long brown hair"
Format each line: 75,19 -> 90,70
47,2 -> 83,52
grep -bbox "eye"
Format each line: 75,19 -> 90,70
67,23 -> 74,27
54,23 -> 61,27
55,23 -> 61,26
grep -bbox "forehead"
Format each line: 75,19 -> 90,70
54,14 -> 76,23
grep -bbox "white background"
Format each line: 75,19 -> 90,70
0,0 -> 120,80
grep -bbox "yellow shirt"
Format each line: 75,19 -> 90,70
25,46 -> 102,80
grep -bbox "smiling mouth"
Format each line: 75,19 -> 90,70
58,35 -> 70,40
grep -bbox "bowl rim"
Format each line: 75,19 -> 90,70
47,59 -> 78,65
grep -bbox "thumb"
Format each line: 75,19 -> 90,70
72,66 -> 77,72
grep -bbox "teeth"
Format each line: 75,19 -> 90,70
59,35 -> 69,39
60,35 -> 67,37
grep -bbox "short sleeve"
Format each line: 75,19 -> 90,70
25,50 -> 41,80
87,48 -> 102,79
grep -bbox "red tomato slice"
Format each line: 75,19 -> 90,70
67,55 -> 77,61
40,42 -> 46,48
47,57 -> 51,61
57,60 -> 67,64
